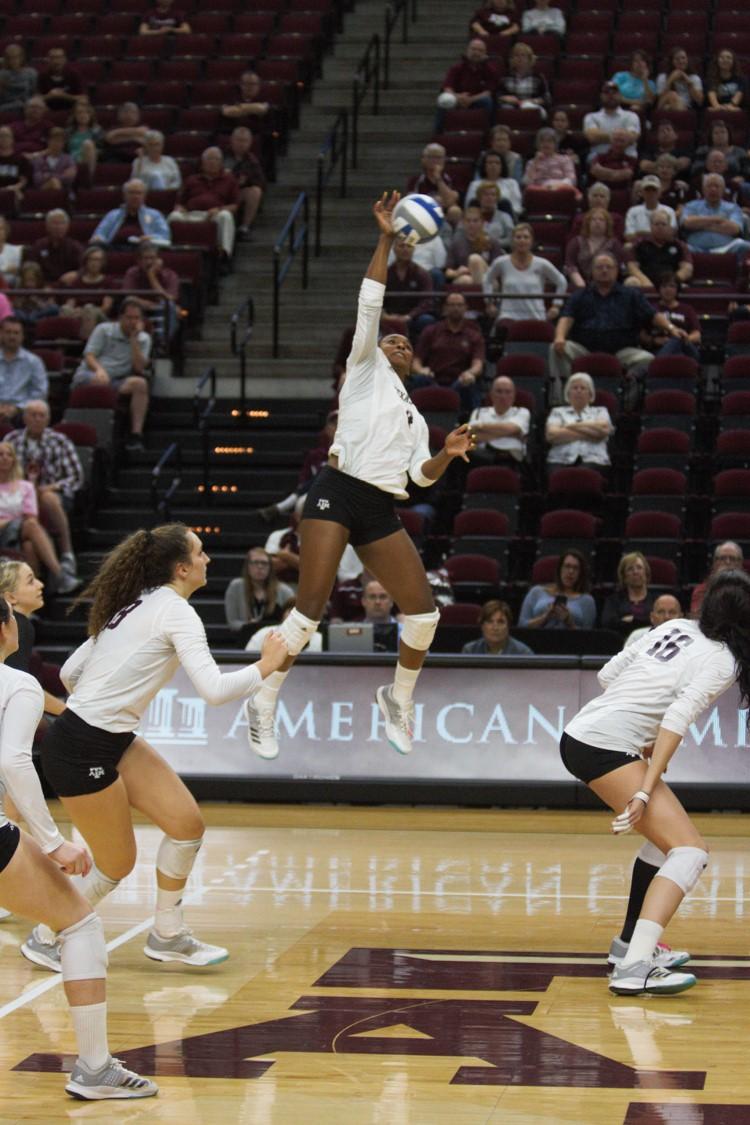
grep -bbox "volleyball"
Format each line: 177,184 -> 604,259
392,194 -> 444,246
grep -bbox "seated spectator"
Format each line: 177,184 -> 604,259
523,127 -> 579,193
59,246 -> 116,340
0,559 -> 68,706
601,552 -> 656,637
0,317 -> 48,423
570,183 -> 625,241
653,153 -> 690,212
10,97 -> 50,158
224,546 -> 294,633
264,498 -> 302,586
65,98 -> 102,179
610,50 -> 656,110
522,0 -> 565,38
223,127 -> 267,239
470,0 -> 519,39
30,127 -> 77,193
406,142 -> 459,211
584,83 -> 640,162
122,241 -> 180,344
0,44 -> 37,113
624,211 -> 693,289
383,239 -> 436,342
550,252 -> 679,387
12,262 -> 58,328
445,203 -> 504,286
90,178 -> 171,249
625,176 -> 677,242
0,441 -> 72,591
518,549 -> 597,630
131,130 -> 182,191
37,46 -> 83,113
589,129 -> 638,189
565,207 -> 624,290
6,399 -> 83,585
480,123 -> 524,183
26,208 -> 82,283
473,181 -> 515,247
220,71 -> 271,132
642,272 -> 701,360
706,49 -> 746,111
498,43 -> 550,114
690,541 -> 744,617
437,38 -> 499,131
169,147 -> 239,260
361,579 -> 400,652
468,374 -> 530,465
245,597 -> 323,653
639,120 -> 691,177
656,48 -> 704,112
696,149 -> 740,201
624,592 -> 683,647
255,410 -> 339,524
0,127 -> 30,202
483,221 -> 566,330
412,292 -> 486,410
466,152 -> 522,219
462,599 -> 533,654
550,108 -> 587,168
681,173 -> 750,259
72,298 -> 151,451
691,119 -> 747,183
0,216 -> 23,288
102,102 -> 149,164
545,371 -> 613,471
139,0 -> 192,35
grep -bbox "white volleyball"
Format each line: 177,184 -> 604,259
437,91 -> 457,109
392,194 -> 444,246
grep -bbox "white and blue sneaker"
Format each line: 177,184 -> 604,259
66,1055 -> 158,1100
609,959 -> 696,996
376,685 -> 414,755
608,936 -> 690,970
144,928 -> 228,967
243,695 -> 279,760
21,926 -> 62,972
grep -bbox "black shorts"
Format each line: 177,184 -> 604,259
40,708 -> 136,798
0,821 -> 20,875
302,465 -> 403,548
559,731 -> 640,784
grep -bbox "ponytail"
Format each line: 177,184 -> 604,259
699,569 -> 750,723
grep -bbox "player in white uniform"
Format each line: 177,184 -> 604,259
561,569 -> 750,996
0,597 -> 157,1100
244,193 -> 475,759
23,523 -> 287,973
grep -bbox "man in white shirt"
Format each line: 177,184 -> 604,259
625,176 -> 677,241
584,83 -> 641,160
469,375 -> 530,464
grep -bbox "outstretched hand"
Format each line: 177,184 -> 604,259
444,423 -> 476,463
372,191 -> 401,237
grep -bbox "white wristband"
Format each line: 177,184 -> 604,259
632,790 -> 650,805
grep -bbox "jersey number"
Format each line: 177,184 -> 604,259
106,599 -> 143,629
645,628 -> 694,663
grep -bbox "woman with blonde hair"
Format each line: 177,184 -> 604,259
498,43 -> 550,113
483,222 -> 567,328
565,207 -> 624,288
0,442 -> 75,593
224,545 -> 294,633
602,552 -> 656,637
0,558 -> 64,713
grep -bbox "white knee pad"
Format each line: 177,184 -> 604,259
156,835 -> 202,881
59,912 -> 108,982
638,841 -> 666,868
278,607 -> 320,656
401,608 -> 440,651
658,846 -> 708,894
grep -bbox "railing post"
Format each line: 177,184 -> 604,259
352,75 -> 360,168
273,249 -> 281,358
302,194 -> 309,288
340,108 -> 348,197
373,35 -> 380,115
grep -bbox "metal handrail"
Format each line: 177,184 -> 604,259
351,33 -> 380,169
383,0 -> 409,89
315,109 -> 349,256
150,440 -> 182,519
229,297 -> 255,415
193,365 -> 217,501
272,192 -> 310,357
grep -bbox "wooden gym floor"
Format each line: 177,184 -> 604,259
0,803 -> 748,1124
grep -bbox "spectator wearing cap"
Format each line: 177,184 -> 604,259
624,176 -> 678,242
625,212 -> 693,289
583,83 -> 640,161
406,143 -> 460,211
90,178 -> 171,249
681,173 -> 750,259
437,39 -> 499,131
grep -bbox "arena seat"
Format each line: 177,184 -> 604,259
630,468 -> 687,517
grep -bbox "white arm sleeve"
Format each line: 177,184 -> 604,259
60,636 -> 95,693
346,278 -> 385,372
661,657 -> 738,738
164,598 -> 263,704
1,680 -> 64,853
597,628 -> 654,688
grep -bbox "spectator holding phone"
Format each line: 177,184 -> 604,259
518,549 -> 597,630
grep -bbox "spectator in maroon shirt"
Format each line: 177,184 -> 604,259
223,127 -> 267,239
122,241 -> 180,343
139,0 -> 192,35
383,239 -> 436,343
406,142 -> 459,212
169,147 -> 240,258
10,98 -> 50,158
37,47 -> 83,113
26,209 -> 83,283
642,271 -> 701,360
437,39 -> 499,130
102,102 -> 149,164
590,129 -> 638,188
0,127 -> 31,198
412,291 -> 486,411
220,72 -> 271,133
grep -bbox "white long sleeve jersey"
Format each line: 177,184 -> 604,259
329,278 -> 433,499
565,618 -> 738,754
0,665 -> 64,853
62,586 -> 263,732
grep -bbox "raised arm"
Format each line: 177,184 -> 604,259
365,191 -> 400,283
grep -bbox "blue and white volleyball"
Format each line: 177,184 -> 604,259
392,194 -> 444,246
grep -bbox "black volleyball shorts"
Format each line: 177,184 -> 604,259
302,465 -> 404,547
559,731 -> 641,784
41,708 -> 137,798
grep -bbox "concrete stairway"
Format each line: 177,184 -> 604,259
177,0 -> 470,400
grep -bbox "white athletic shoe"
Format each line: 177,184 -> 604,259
143,928 -> 229,967
608,936 -> 690,970
21,927 -> 62,972
376,684 -> 414,755
243,694 -> 279,760
0,907 -> 13,921
66,1055 -> 158,1100
609,959 -> 697,996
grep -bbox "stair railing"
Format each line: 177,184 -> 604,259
315,109 -> 349,256
229,297 -> 255,414
150,441 -> 182,520
272,192 -> 310,357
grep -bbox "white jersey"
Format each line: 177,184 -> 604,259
329,278 -> 433,499
0,664 -> 64,854
62,586 -> 263,733
565,618 -> 737,754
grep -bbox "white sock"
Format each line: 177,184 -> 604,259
254,669 -> 288,711
625,919 -> 664,966
392,663 -> 420,706
80,864 -> 120,909
155,886 -> 185,938
69,1001 -> 109,1071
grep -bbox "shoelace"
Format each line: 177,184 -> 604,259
395,699 -> 414,734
